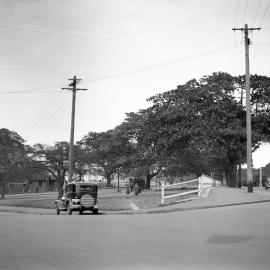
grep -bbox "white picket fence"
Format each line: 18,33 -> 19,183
160,175 -> 221,205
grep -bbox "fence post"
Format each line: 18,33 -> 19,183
161,184 -> 165,204
198,178 -> 202,197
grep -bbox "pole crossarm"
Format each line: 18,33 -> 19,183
232,27 -> 261,31
61,88 -> 88,91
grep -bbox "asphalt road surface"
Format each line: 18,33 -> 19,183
1,202 -> 270,270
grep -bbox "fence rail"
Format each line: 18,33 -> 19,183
161,179 -> 199,204
160,175 -> 221,205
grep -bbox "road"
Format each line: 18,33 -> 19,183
0,202 -> 270,270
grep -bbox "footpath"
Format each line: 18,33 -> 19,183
0,186 -> 270,215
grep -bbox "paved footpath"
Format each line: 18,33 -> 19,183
0,186 -> 270,215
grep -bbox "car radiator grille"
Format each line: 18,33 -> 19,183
80,194 -> 95,207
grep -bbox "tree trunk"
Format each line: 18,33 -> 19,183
225,161 -> 237,187
145,168 -> 161,189
106,175 -> 111,187
145,173 -> 151,189
57,178 -> 65,199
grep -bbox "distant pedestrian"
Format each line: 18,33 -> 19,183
134,183 -> 139,195
125,185 -> 131,199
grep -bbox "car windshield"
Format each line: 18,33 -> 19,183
65,184 -> 76,193
79,185 -> 96,192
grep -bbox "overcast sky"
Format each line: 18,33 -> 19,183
0,0 -> 269,168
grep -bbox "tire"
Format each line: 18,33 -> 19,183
56,206 -> 60,215
79,210 -> 83,215
66,202 -> 72,215
93,209 -> 98,215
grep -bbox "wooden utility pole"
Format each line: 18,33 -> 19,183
62,75 -> 87,183
232,24 -> 261,193
259,167 -> 263,188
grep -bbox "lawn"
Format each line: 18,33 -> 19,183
0,188 -> 198,211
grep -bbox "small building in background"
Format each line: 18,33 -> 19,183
3,173 -> 58,194
26,173 -> 58,193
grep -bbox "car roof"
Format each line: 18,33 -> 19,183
67,182 -> 97,186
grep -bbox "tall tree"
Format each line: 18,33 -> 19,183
80,129 -> 136,187
33,141 -> 89,198
145,73 -> 249,186
118,110 -> 166,189
33,142 -> 69,198
0,128 -> 33,184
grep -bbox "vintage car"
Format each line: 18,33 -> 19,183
265,178 -> 270,190
55,182 -> 98,215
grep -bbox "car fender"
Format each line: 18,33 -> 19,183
55,199 -> 67,210
66,199 -> 73,208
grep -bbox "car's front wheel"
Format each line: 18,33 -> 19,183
56,206 -> 60,215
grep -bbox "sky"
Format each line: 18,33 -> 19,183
0,0 -> 269,168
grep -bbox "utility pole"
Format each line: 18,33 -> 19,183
232,24 -> 261,193
62,75 -> 87,183
259,167 -> 263,188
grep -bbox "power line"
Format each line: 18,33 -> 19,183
0,17 -> 233,42
0,18 -> 233,44
25,92 -> 70,132
234,0 -> 240,27
0,24 -> 150,42
0,90 -> 63,94
0,43 -> 235,96
0,83 -> 64,94
0,36 -> 231,70
259,0 -> 270,26
242,0 -> 249,25
252,0 -> 262,26
83,43 -> 235,83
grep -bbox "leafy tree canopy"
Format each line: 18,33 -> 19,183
0,128 -> 35,183
80,129 -> 136,186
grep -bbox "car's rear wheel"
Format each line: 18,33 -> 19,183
66,202 -> 72,215
79,210 -> 83,215
93,209 -> 98,215
56,206 -> 60,215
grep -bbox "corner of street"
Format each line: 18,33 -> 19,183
1,186 -> 270,215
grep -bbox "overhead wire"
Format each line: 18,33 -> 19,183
252,0 -> 262,26
234,0 -> 240,27
0,24 -> 142,42
0,90 -> 63,94
25,90 -> 70,132
0,16 -> 233,44
0,17 -> 232,42
242,0 -> 249,24
0,83 -> 64,94
0,35 -> 230,71
0,45 -> 236,94
0,39 -> 236,95
259,0 -> 270,26
82,42 -> 236,84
